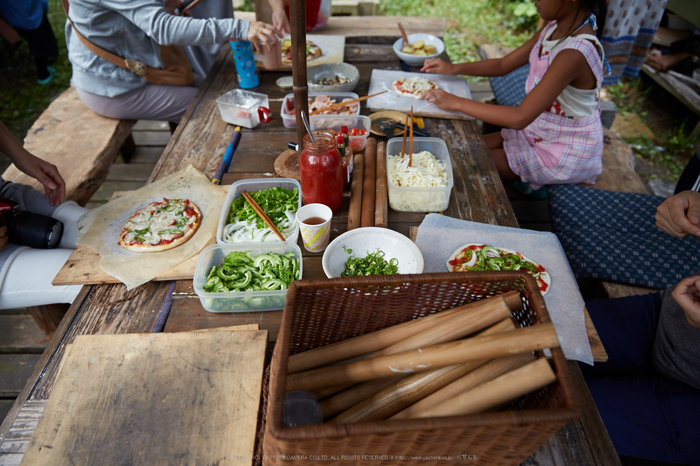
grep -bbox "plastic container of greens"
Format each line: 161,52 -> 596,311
193,242 -> 303,313
217,178 -> 301,245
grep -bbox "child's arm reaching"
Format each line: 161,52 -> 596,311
422,47 -> 596,130
420,32 -> 540,77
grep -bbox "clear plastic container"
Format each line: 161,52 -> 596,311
310,115 -> 371,151
281,92 -> 360,129
386,137 -> 454,212
193,242 -> 303,313
217,178 -> 301,244
216,89 -> 271,129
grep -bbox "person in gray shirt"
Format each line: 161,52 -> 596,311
66,0 -> 281,122
581,190 -> 700,464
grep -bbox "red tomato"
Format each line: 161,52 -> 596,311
349,127 -> 360,136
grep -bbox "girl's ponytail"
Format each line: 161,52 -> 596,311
581,0 -> 607,39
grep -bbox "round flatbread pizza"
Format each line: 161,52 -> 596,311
281,39 -> 322,65
446,244 -> 551,295
118,198 -> 202,253
392,76 -> 438,99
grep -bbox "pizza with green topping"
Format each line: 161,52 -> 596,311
446,244 -> 551,295
118,198 -> 201,253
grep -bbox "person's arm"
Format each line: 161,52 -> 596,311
0,122 -> 65,206
671,275 -> 700,329
420,32 -> 539,77
655,190 -> 700,239
422,46 -> 591,129
268,0 -> 290,34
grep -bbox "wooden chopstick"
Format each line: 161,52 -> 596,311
309,91 -> 387,116
179,0 -> 203,15
241,191 -> 287,242
400,114 -> 409,159
398,22 -> 409,46
408,106 -> 414,167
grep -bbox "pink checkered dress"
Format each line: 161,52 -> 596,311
502,21 -> 604,189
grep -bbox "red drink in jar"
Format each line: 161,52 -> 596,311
299,130 -> 343,212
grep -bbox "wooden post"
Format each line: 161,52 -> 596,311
290,0 -> 309,150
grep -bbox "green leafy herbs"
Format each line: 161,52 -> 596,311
223,187 -> 299,242
341,249 -> 399,277
203,250 -> 300,294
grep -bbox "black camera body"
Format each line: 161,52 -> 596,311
0,196 -> 63,249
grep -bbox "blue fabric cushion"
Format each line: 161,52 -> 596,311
489,64 -> 529,107
548,184 -> 700,289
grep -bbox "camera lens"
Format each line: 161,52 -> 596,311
4,210 -> 64,249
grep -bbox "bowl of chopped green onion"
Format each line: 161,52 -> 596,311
322,227 -> 424,278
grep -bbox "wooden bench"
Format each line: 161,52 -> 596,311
2,86 -> 136,207
2,86 -> 136,332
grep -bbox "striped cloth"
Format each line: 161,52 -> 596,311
600,0 -> 667,85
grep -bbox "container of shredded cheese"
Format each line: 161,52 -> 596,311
386,137 -> 453,212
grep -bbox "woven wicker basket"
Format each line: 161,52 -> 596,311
263,271 -> 580,465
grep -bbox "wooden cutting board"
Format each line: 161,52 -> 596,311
254,34 -> 345,71
21,327 -> 267,466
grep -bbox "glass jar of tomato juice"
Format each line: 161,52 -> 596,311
299,130 -> 343,212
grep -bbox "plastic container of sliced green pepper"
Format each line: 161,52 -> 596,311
193,242 -> 303,313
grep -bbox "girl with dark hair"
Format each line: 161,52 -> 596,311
421,0 -> 610,197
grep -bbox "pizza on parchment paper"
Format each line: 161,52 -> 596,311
281,39 -> 322,65
392,76 -> 439,99
118,198 -> 202,253
446,244 -> 551,295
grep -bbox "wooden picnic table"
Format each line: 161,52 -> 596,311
0,38 -> 620,466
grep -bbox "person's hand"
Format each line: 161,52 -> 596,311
671,275 -> 700,329
655,190 -> 700,239
421,57 -> 454,74
0,226 -> 7,253
246,21 -> 284,54
12,152 -> 65,206
422,89 -> 460,112
165,0 -> 187,15
272,9 -> 291,34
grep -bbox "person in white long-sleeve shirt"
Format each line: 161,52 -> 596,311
65,0 -> 281,122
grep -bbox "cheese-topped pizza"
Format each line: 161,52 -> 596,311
392,76 -> 438,99
281,39 -> 322,65
446,244 -> 551,295
118,198 -> 202,253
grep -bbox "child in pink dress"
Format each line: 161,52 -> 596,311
422,0 -> 610,196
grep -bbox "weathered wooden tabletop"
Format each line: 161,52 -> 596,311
0,41 -> 620,466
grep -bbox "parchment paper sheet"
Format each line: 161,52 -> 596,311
415,214 -> 593,364
366,69 -> 472,118
77,165 -> 227,290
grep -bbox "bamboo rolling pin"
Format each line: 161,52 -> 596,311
346,152 -> 364,231
285,323 -> 560,391
320,317 -> 517,418
287,290 -> 522,373
326,318 -> 516,421
360,137 -> 376,227
374,140 -> 388,228
319,377 -> 401,419
390,352 -> 535,420
411,358 -> 557,418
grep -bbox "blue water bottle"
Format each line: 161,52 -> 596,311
230,40 -> 259,88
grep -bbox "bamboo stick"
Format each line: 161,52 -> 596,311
411,358 -> 557,418
285,323 -> 559,391
323,318 -> 516,420
287,290 -> 522,374
360,137 -> 376,227
346,152 -> 364,231
390,352 -> 535,420
408,106 -> 414,167
374,140 -> 388,228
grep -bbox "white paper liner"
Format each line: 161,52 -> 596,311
415,214 -> 593,364
76,165 -> 227,290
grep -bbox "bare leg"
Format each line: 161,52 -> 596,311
490,147 -> 519,180
483,132 -> 504,150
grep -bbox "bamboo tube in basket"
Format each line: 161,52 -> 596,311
287,290 -> 522,374
390,352 -> 536,420
325,318 -> 517,421
285,322 -> 559,391
346,152 -> 364,231
360,137 -> 376,227
411,357 -> 557,418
